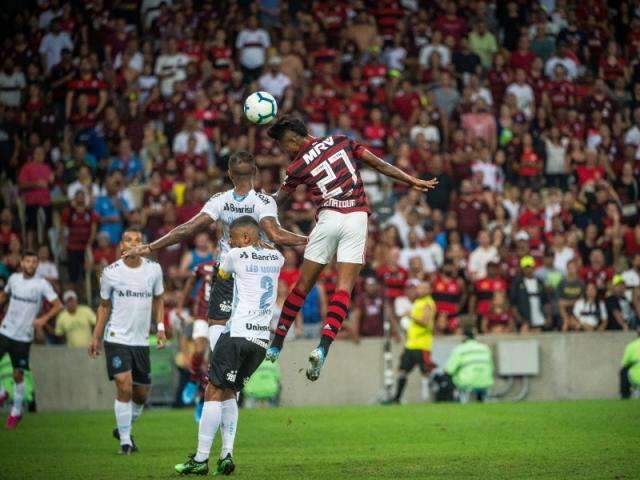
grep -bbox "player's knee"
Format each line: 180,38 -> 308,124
12,369 -> 24,383
115,378 -> 133,401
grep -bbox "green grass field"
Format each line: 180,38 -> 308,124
0,400 -> 638,479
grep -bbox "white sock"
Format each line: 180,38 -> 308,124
208,325 -> 225,351
195,401 -> 222,462
114,400 -> 133,446
420,377 -> 430,401
10,381 -> 25,416
220,399 -> 238,459
132,402 -> 144,423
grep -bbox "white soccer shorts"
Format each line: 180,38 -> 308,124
303,210 -> 368,265
192,319 -> 209,340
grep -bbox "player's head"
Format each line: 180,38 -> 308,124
120,227 -> 144,256
20,250 -> 39,277
415,281 -> 431,298
228,150 -> 257,184
267,115 -> 309,155
229,215 -> 260,248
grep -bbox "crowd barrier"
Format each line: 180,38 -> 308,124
29,332 -> 635,411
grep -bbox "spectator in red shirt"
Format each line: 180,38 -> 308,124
60,190 -> 98,287
345,276 -> 385,340
510,36 -> 537,74
65,57 -> 108,121
376,248 -> 409,303
18,145 -> 54,249
580,248 -> 614,295
434,2 -> 467,46
516,132 -> 543,189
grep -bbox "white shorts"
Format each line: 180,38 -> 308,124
304,210 -> 368,265
192,319 -> 209,340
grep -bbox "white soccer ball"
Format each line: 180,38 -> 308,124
244,91 -> 278,125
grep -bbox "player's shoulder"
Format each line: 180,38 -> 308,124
252,190 -> 275,207
206,190 -> 229,204
142,257 -> 163,275
103,259 -> 124,274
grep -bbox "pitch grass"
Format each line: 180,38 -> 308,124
0,400 -> 638,479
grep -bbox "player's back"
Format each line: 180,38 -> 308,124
219,245 -> 284,340
200,189 -> 278,258
281,135 -> 370,215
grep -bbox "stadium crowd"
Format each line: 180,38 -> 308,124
1,0 -> 640,355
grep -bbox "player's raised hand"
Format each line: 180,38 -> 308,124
88,338 -> 102,358
122,244 -> 152,258
411,177 -> 439,192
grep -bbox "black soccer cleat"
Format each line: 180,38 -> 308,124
118,444 -> 134,455
113,428 -> 138,452
214,454 -> 236,476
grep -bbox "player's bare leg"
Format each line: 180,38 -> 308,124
307,261 -> 361,381
175,383 -> 237,476
266,259 -> 326,360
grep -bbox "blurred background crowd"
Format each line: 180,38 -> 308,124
1,0 -> 640,364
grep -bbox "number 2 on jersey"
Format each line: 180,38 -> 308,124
310,149 -> 358,199
259,276 -> 274,309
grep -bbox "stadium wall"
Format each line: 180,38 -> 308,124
30,332 -> 635,411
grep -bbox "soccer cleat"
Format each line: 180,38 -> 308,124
118,444 -> 134,455
113,428 -> 138,452
265,346 -> 281,363
214,454 -> 235,476
5,414 -> 22,429
174,454 -> 209,475
306,347 -> 326,382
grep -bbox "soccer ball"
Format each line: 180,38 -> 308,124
244,91 -> 278,125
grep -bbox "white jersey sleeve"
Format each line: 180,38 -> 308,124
200,192 -> 225,222
4,274 -> 13,294
152,263 -> 165,296
100,268 -> 114,301
40,278 -> 59,303
219,249 -> 237,276
255,192 -> 278,222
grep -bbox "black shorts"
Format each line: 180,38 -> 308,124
207,272 -> 234,321
399,348 -> 435,374
104,341 -> 151,385
208,333 -> 266,391
0,334 -> 31,370
24,204 -> 52,231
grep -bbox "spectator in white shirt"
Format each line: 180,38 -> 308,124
544,44 -> 578,81
172,115 -> 210,156
572,283 -> 606,331
236,15 -> 271,83
468,230 -> 499,280
506,68 -> 535,119
39,19 -> 74,74
624,108 -> 640,147
399,228 -> 443,273
419,29 -> 450,68
0,59 -> 26,108
155,38 -> 192,97
410,111 -> 440,144
258,56 -> 291,101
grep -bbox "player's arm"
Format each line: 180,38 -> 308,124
360,149 -> 438,192
123,212 -> 214,257
89,299 -> 111,358
176,273 -> 196,323
260,216 -> 307,247
153,294 -> 166,348
34,298 -> 63,329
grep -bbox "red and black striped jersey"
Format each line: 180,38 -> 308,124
192,261 -> 216,319
281,135 -> 370,215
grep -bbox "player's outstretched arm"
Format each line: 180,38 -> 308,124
360,149 -> 438,192
261,217 -> 308,247
153,294 -> 166,348
122,212 -> 214,257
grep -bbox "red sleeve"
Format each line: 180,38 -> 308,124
61,208 -> 70,225
350,139 -> 367,159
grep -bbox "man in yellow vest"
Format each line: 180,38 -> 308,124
620,330 -> 640,398
389,281 -> 436,403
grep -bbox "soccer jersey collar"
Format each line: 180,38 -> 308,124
232,188 -> 254,202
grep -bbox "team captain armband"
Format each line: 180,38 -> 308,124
218,268 -> 232,280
